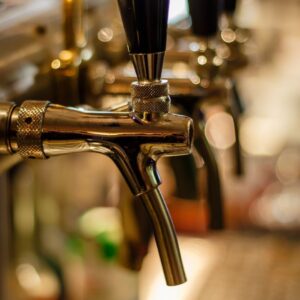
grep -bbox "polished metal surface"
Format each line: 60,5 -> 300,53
131,52 -> 165,82
51,0 -> 91,105
0,102 -> 15,154
3,99 -> 193,286
102,49 -> 226,229
136,188 -> 186,285
16,100 -> 49,159
131,80 -> 170,116
63,0 -> 86,51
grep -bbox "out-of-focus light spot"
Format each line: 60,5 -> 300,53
79,207 -> 122,241
16,264 -> 59,298
59,50 -> 73,61
51,59 -> 61,70
221,29 -> 236,43
216,44 -> 231,59
271,191 -> 300,225
197,55 -> 207,66
81,48 -> 93,61
212,56 -> 223,66
172,62 -> 189,78
249,182 -> 300,229
240,117 -> 285,156
98,27 -> 114,43
17,264 -> 41,290
205,112 -> 236,150
189,42 -> 200,52
190,74 -> 201,85
276,148 -> 300,184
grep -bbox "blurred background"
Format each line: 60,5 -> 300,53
1,0 -> 300,299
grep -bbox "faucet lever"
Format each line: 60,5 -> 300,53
118,0 -> 170,81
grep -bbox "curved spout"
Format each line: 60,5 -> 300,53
137,188 -> 186,285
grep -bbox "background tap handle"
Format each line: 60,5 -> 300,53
220,0 -> 237,13
117,0 -> 170,54
188,0 -> 219,38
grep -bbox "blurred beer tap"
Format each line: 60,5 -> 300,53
0,0 -> 194,286
51,0 -> 92,105
185,0 -> 244,177
218,0 -> 250,72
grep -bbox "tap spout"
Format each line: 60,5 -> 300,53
137,188 -> 186,285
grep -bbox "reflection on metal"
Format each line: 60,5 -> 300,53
131,52 -> 165,82
51,0 -> 91,105
0,93 -> 193,285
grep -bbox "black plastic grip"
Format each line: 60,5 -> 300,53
117,0 -> 170,54
220,0 -> 237,13
188,0 -> 219,37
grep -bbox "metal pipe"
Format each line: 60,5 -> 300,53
63,0 -> 86,51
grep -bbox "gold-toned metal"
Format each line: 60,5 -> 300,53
16,101 -> 49,159
51,0 -> 90,105
0,102 -> 16,154
63,0 -> 86,51
219,12 -> 249,72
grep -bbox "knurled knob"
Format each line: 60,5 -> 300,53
17,100 -> 50,159
131,80 -> 170,114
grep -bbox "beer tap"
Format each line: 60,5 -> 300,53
219,0 -> 249,71
0,0 -> 193,285
51,0 -> 94,105
103,0 -> 228,230
186,0 -> 244,176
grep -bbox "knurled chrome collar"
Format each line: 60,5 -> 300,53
17,100 -> 50,159
131,80 -> 171,115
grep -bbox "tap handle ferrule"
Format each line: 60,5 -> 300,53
117,0 -> 170,54
188,0 -> 219,38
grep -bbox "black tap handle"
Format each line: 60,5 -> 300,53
188,0 -> 219,38
220,0 -> 237,13
117,0 -> 170,54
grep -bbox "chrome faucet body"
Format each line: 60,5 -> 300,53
0,77 -> 192,286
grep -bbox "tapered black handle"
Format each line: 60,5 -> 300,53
117,0 -> 170,54
220,0 -> 237,13
188,0 -> 219,37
